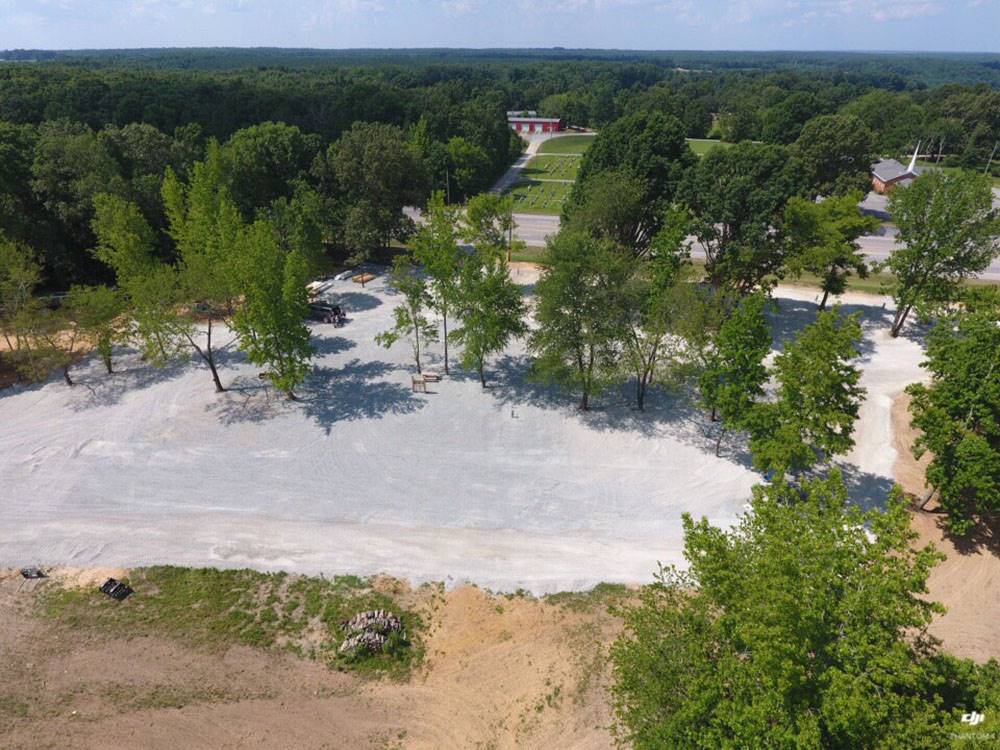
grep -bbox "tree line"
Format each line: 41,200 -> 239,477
0,111 -> 520,291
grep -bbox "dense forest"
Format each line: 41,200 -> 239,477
0,48 -> 998,290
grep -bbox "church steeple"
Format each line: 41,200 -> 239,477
906,141 -> 921,175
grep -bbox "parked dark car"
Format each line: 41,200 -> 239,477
308,303 -> 346,326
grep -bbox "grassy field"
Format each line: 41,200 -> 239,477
915,160 -> 1000,189
522,154 -> 580,181
537,134 -> 596,155
507,179 -> 573,214
686,138 -> 734,157
40,566 -> 424,678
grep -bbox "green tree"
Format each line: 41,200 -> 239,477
562,170 -> 653,257
231,220 -> 314,399
452,250 -> 527,388
222,121 -> 320,218
611,471 -> 978,750
0,235 -> 43,353
530,230 -> 624,411
463,192 -> 520,263
750,307 -> 865,476
327,121 -> 428,263
64,284 -> 126,375
411,191 -> 462,374
700,293 -> 772,455
791,114 -> 876,198
683,141 -> 806,294
162,142 -> 244,391
375,255 -> 439,375
616,213 -> 693,410
91,194 -> 192,371
883,170 -> 999,337
567,111 -> 694,256
784,191 -> 879,310
907,289 -> 1000,534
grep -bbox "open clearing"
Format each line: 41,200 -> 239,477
1,272 -> 925,592
686,138 -> 734,157
535,134 -> 596,155
507,179 -> 573,215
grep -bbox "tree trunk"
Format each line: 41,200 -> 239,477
580,389 -> 590,411
710,406 -> 718,423
62,365 -> 73,387
103,352 -> 113,375
478,360 -> 486,388
636,376 -> 646,412
414,322 -> 422,374
818,288 -> 830,311
715,426 -> 726,457
890,304 -> 913,338
442,308 -> 449,375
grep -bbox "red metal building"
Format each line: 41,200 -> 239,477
506,111 -> 563,135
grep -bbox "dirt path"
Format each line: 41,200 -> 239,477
0,571 -> 618,750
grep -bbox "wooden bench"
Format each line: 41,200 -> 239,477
411,375 -> 427,393
421,371 -> 441,383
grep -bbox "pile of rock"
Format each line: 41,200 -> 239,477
338,609 -> 405,655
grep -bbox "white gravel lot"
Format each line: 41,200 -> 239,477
0,274 -> 925,592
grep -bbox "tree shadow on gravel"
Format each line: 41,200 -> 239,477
206,358 -> 425,433
766,298 -> 890,363
65,350 -> 193,411
301,359 -> 425,434
309,335 -> 357,358
483,353 -> 756,469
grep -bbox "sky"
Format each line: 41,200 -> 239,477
0,0 -> 998,53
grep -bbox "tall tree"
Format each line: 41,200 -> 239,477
683,141 -> 806,294
222,122 -> 320,219
750,307 -> 865,477
784,191 -> 879,310
162,142 -> 244,391
566,111 -> 694,256
231,220 -> 314,399
452,249 -> 527,388
0,235 -> 42,354
375,255 -> 439,375
611,471 -> 981,750
616,213 -> 693,410
463,192 -> 519,263
327,121 -> 428,263
907,289 -> 1000,534
64,284 -> 126,375
411,191 -> 462,374
791,114 -> 876,198
530,230 -> 624,411
883,170 -> 999,337
699,292 -> 772,455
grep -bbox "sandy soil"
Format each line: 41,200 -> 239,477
891,392 -> 1000,664
0,569 -> 618,750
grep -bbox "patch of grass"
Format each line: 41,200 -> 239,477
522,155 -> 580,181
537,134 -> 596,155
38,566 -> 423,679
545,582 -> 630,613
505,179 -> 572,215
686,138 -> 734,157
914,160 -> 1000,189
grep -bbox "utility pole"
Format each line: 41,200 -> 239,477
985,142 -> 998,177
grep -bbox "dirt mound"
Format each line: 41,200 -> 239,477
0,577 -> 619,749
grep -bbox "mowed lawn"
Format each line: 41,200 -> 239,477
686,138 -> 734,157
507,179 -> 573,214
536,134 -> 596,155
522,154 -> 580,181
